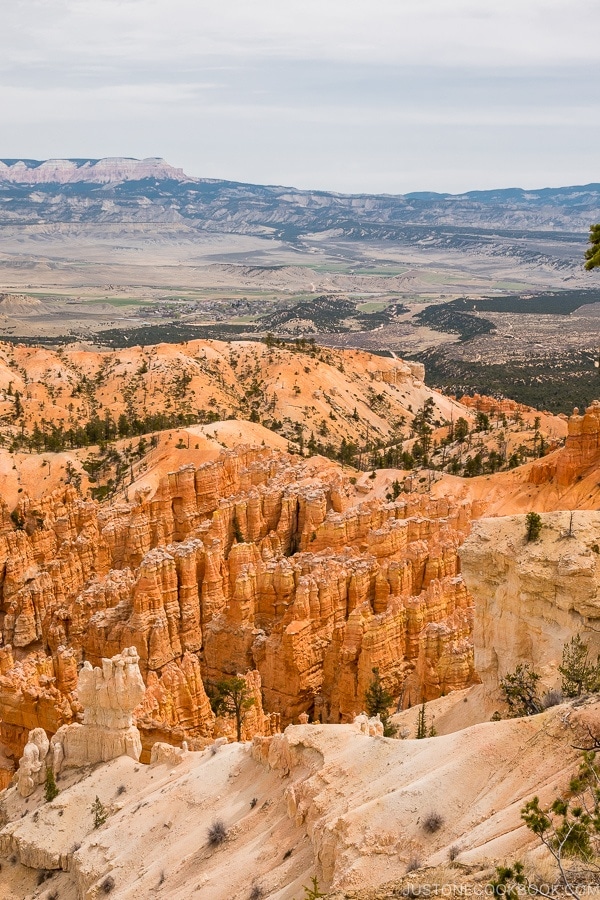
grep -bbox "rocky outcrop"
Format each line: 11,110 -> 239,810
1,700 -> 598,898
53,647 -> 146,771
0,157 -> 187,184
555,401 -> 600,485
459,393 -> 533,417
460,510 -> 600,698
15,647 -> 145,796
0,448 -> 479,770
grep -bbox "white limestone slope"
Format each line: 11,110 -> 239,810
1,699 -> 598,900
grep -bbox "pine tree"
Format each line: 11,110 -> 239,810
415,701 -> 427,739
559,634 -> 600,697
584,223 -> 600,270
499,664 -> 542,716
211,676 -> 255,742
299,876 -> 326,899
525,511 -> 542,542
454,417 -> 469,442
364,667 -> 397,737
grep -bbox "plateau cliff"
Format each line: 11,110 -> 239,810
460,509 -> 600,698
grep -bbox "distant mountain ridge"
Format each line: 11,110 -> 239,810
0,156 -> 598,234
0,157 -> 187,185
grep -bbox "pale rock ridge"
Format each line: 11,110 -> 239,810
460,510 -> 600,698
0,157 -> 188,185
15,727 -> 49,798
0,702 -> 598,898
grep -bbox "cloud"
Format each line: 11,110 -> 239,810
2,0 -> 598,71
1,0 -> 599,191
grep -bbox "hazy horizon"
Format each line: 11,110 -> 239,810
2,154 -> 600,197
2,1 -> 599,195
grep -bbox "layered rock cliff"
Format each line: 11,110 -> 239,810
460,509 -> 600,698
0,158 -> 187,185
0,445 -> 480,773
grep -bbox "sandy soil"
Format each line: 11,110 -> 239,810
1,699 -> 598,899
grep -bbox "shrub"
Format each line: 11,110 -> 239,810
116,784 -> 126,796
488,863 -> 526,899
100,875 -> 115,894
541,689 -> 563,709
423,811 -> 444,833
448,844 -> 461,862
44,766 -> 59,803
499,663 -> 542,717
525,511 -> 542,542
207,819 -> 227,847
250,884 -> 264,900
406,856 -> 421,872
91,796 -> 108,829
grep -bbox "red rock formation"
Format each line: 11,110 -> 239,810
555,401 -> 600,485
459,393 -> 533,416
0,447 -> 479,769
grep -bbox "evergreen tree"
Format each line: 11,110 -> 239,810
495,751 -> 600,899
364,667 -> 397,737
584,223 -> 600,270
13,391 -> 23,420
559,634 -> 600,697
525,511 -> 542,542
91,796 -> 108,828
454,417 -> 470,443
475,411 -> 490,432
300,876 -> 326,899
211,676 -> 256,741
415,701 -> 427,739
499,664 -> 542,716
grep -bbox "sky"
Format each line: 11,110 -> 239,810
1,0 -> 599,194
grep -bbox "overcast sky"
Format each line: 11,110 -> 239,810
2,0 -> 599,193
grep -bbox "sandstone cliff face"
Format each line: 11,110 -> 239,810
554,400 -> 600,485
0,446 -> 479,766
460,510 -> 600,697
